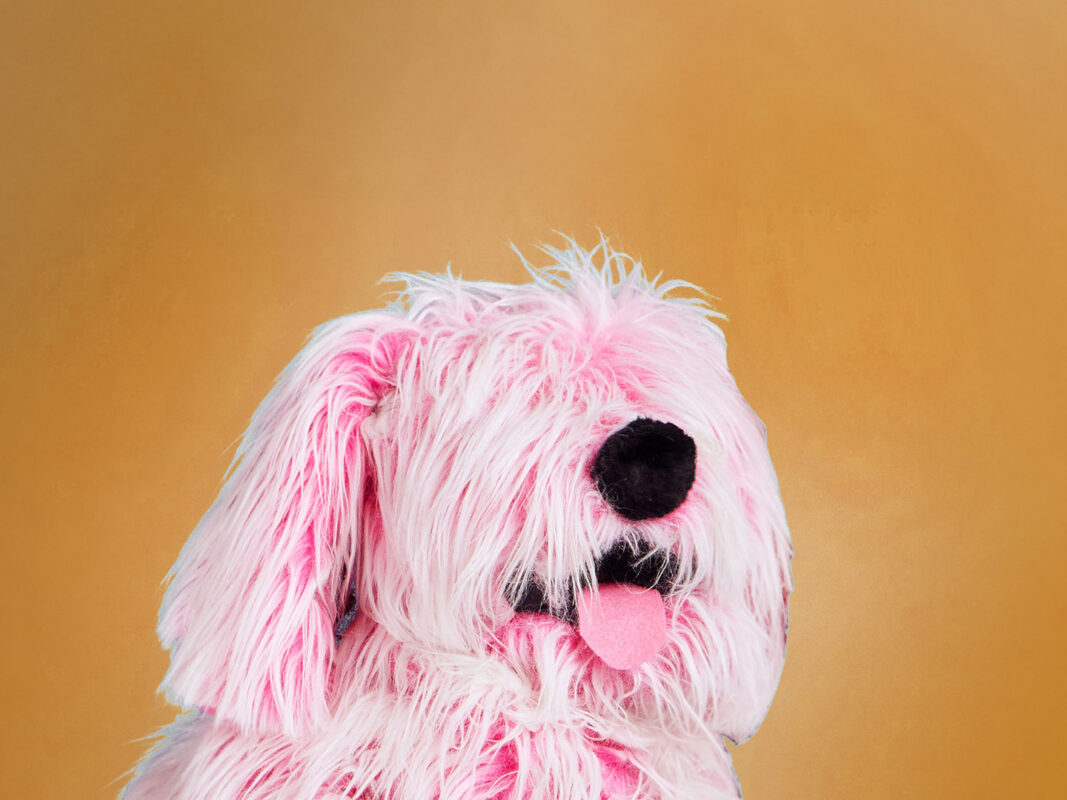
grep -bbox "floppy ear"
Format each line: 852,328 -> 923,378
717,394 -> 793,744
157,311 -> 409,735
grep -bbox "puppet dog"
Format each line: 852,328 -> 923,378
122,243 -> 792,799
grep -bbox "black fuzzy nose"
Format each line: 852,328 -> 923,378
592,419 -> 697,520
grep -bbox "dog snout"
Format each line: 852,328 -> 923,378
592,418 -> 696,520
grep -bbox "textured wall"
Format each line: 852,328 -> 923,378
3,2 -> 1064,798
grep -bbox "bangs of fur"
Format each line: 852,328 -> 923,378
387,237 -> 724,345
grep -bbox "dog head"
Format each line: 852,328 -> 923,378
157,243 -> 792,748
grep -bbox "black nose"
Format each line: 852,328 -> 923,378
592,418 -> 697,520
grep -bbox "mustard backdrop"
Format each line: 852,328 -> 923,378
3,2 -> 1064,798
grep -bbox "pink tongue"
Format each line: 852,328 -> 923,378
576,584 -> 667,670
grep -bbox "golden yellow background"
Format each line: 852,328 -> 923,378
3,2 -> 1064,798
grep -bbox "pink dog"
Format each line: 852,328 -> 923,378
122,243 -> 792,799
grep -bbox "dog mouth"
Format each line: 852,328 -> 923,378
510,540 -> 680,622
508,540 -> 680,669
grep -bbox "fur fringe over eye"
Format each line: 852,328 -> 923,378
122,238 -> 792,800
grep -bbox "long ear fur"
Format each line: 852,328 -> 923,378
718,394 -> 793,744
157,312 -> 408,735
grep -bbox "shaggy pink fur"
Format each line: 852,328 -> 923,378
121,241 -> 792,799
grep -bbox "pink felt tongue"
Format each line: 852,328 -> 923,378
576,584 -> 667,670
